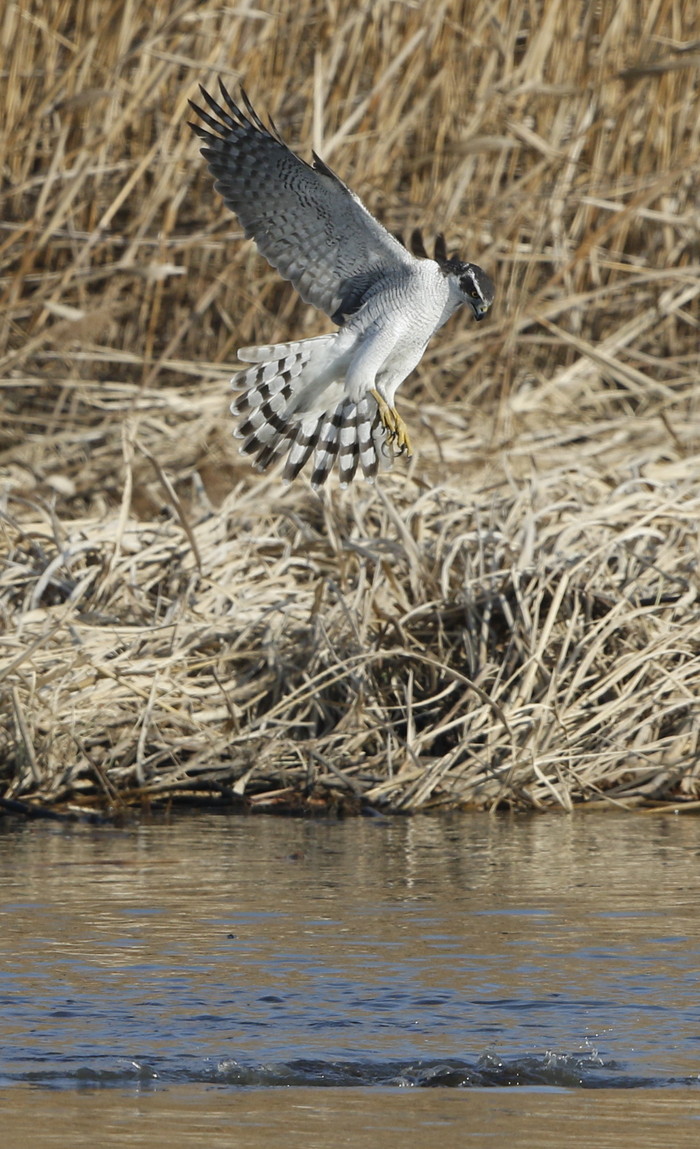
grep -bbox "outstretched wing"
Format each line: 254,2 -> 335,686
188,83 -> 413,324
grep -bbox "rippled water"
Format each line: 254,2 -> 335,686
1,810 -> 700,1143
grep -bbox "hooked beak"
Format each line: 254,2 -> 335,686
468,297 -> 490,322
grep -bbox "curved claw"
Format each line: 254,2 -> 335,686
370,389 -> 413,458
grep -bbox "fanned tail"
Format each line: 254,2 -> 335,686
230,338 -> 391,488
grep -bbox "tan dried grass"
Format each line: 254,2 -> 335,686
1,0 -> 699,813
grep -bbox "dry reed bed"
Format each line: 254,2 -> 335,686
1,0 -> 699,812
3,401 -> 700,813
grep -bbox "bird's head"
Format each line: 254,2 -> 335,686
445,258 -> 495,321
462,263 -> 495,321
430,233 -> 495,321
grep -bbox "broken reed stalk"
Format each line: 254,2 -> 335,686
1,0 -> 699,813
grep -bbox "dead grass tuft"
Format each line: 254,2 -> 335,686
1,0 -> 699,813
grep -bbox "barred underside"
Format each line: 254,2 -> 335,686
230,341 -> 390,488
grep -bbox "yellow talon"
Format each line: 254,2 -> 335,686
370,388 -> 413,457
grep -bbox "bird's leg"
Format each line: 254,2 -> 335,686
370,388 -> 413,457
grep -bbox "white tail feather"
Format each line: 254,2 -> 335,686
230,336 -> 391,486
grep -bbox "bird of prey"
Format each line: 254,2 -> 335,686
188,82 -> 495,488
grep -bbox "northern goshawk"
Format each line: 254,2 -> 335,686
189,83 -> 495,488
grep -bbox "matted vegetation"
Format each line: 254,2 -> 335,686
1,0 -> 699,814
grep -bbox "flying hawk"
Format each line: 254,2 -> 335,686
189,83 -> 495,488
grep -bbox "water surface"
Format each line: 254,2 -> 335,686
1,810 -> 699,1142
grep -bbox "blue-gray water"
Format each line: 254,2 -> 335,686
1,809 -> 699,1101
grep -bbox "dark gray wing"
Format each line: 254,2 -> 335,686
188,83 -> 413,324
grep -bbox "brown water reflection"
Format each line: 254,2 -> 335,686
2,1083 -> 700,1149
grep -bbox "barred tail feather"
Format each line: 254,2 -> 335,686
283,418 -> 322,482
307,398 -> 390,488
334,397 -> 384,487
230,337 -> 391,487
231,345 -> 315,420
236,335 -> 330,366
337,405 -> 361,487
355,396 -> 384,482
309,407 -> 344,488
